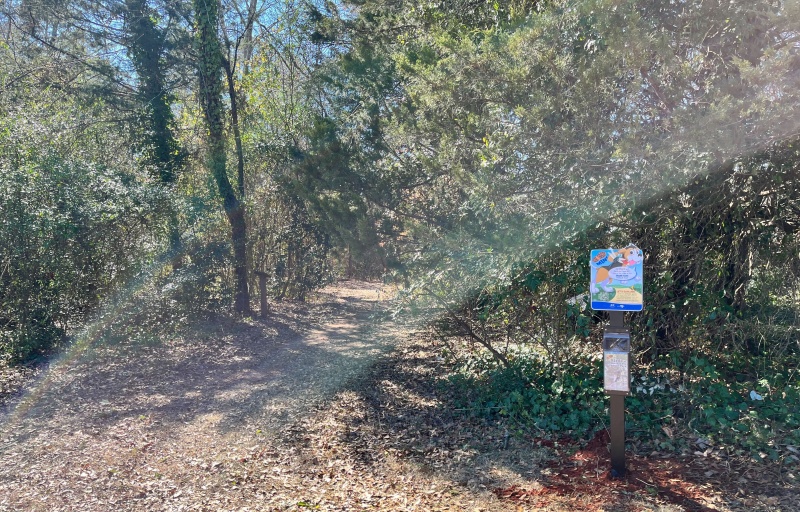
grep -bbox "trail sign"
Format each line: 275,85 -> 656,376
589,245 -> 644,311
589,244 -> 644,478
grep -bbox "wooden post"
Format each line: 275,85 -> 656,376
254,271 -> 269,318
609,393 -> 626,477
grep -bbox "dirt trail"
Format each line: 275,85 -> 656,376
0,281 -> 510,511
1,281 -> 794,511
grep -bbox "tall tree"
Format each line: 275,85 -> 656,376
123,0 -> 185,185
193,0 -> 250,313
219,0 -> 260,200
123,0 -> 187,255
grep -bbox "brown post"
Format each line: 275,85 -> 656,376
255,271 -> 268,318
608,311 -> 626,477
609,393 -> 626,476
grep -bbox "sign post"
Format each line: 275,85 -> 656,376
590,245 -> 643,478
254,270 -> 270,318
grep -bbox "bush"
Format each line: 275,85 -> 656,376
627,351 -> 800,460
0,143 -> 163,361
169,239 -> 235,312
448,343 -> 800,462
448,350 -> 606,438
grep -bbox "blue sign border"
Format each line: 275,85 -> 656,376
591,301 -> 643,311
590,245 -> 644,312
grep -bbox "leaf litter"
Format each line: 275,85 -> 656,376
0,281 -> 796,511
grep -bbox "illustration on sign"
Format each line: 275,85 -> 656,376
604,352 -> 630,393
590,245 -> 644,311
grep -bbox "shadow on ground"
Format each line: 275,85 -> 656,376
272,331 -> 797,511
0,281 -> 795,511
2,283 -> 391,440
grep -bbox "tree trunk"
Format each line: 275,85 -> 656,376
241,0 -> 258,75
255,271 -> 269,317
194,0 -> 250,313
124,0 -> 185,264
223,58 -> 246,199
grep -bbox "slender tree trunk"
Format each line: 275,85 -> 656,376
194,0 -> 250,313
223,58 -> 246,199
241,0 -> 258,75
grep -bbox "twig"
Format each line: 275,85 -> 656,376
636,477 -> 656,488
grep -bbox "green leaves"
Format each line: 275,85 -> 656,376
0,134 -> 162,361
451,350 -> 605,435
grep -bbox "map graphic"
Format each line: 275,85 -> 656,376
604,352 -> 630,393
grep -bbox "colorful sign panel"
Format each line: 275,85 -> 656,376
590,245 -> 644,311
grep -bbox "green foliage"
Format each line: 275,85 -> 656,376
449,346 -> 800,459
0,129 -> 164,361
449,350 -> 605,435
261,197 -> 333,301
170,238 -> 235,312
626,351 -> 800,460
246,186 -> 336,302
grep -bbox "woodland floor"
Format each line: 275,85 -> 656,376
0,280 -> 797,511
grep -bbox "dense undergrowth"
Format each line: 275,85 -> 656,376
444,339 -> 800,464
417,224 -> 800,465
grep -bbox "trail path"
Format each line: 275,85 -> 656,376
1,281 -> 794,511
0,281 -> 512,511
